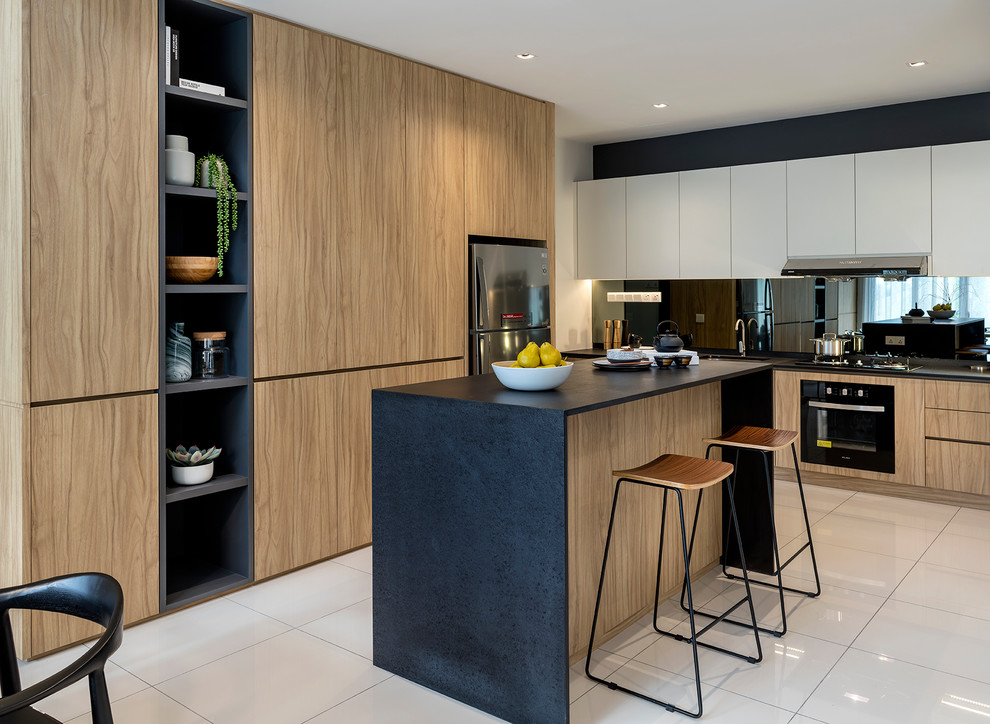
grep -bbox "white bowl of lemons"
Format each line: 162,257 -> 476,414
491,342 -> 573,391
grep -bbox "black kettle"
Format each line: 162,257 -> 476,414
654,320 -> 693,353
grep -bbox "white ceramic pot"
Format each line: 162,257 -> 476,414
165,134 -> 189,151
170,461 -> 214,486
200,158 -> 227,189
165,148 -> 196,186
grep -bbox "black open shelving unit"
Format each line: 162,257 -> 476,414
158,0 -> 253,611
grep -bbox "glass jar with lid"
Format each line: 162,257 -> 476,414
192,331 -> 229,378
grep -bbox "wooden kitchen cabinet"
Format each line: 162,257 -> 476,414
626,173 -> 679,279
254,17 -> 336,378
29,0 -> 158,402
575,178 -> 626,279
932,140 -> 990,277
30,395 -> 158,655
787,155 -> 856,258
679,167 -> 731,278
774,370 -> 925,486
731,162 -> 787,278
925,380 -> 990,494
465,80 -> 549,240
855,146 -> 931,255
255,360 -> 463,579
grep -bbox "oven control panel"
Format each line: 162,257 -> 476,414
808,381 -> 874,401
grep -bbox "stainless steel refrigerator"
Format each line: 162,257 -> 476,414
469,242 -> 551,374
736,278 -> 774,353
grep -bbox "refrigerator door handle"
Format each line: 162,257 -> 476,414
476,334 -> 485,375
476,257 -> 490,329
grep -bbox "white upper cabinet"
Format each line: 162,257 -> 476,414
855,146 -> 931,255
576,178 -> 626,279
626,173 -> 679,279
679,167 -> 730,278
731,161 -> 787,278
787,154 -> 856,257
932,140 -> 990,277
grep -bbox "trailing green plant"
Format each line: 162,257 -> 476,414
166,444 -> 222,467
194,153 -> 238,277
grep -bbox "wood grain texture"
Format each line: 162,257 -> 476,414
926,440 -> 990,495
254,375 -> 337,580
927,408 -> 990,445
401,62 -> 464,362
29,0 -> 157,401
464,80 -> 548,240
546,103 -> 556,344
334,40 -> 406,370
705,425 -> 798,452
255,360 -> 463,579
0,403 -> 28,655
774,370 -> 926,486
669,280 -> 736,349
615,454 -> 733,490
29,394 -> 157,656
0,0 -> 29,406
567,383 -> 722,658
253,17 -> 336,378
926,380 -> 990,413
775,464 -> 990,511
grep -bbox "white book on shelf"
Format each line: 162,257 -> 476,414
165,26 -> 171,85
178,78 -> 226,97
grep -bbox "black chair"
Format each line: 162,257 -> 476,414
0,573 -> 124,724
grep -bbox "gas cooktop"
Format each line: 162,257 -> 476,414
793,357 -> 922,372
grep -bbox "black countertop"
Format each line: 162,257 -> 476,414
380,358 -> 772,416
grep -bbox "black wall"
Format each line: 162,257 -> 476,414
594,92 -> 990,179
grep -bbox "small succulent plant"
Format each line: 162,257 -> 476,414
166,444 -> 221,467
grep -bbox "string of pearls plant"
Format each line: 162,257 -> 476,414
195,153 -> 238,277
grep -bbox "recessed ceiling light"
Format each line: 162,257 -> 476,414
653,103 -> 668,109
516,53 -> 536,60
907,60 -> 927,67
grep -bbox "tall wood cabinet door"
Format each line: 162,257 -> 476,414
465,81 -> 548,240
679,168 -> 731,279
731,162 -> 787,279
402,63 -> 465,362
787,155 -> 855,258
855,147 -> 931,255
254,18 -> 336,378
29,394 -> 157,655
29,0 -> 157,402
254,377 -> 336,580
626,173 -> 679,280
335,41 -> 406,370
932,141 -> 990,277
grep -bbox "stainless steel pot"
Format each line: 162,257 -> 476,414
810,332 -> 847,357
839,330 -> 865,354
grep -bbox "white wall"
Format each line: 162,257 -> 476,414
554,138 -> 594,351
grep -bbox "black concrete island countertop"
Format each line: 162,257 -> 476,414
371,358 -> 774,724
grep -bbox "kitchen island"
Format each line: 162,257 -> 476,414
372,359 -> 774,724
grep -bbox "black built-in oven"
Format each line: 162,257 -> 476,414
800,380 -> 895,473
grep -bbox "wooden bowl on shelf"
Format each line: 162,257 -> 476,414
166,256 -> 218,283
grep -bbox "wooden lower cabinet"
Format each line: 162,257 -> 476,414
28,394 -> 158,656
254,360 -> 463,579
926,439 -> 990,495
774,370 -> 925,487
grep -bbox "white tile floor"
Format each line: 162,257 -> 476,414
17,482 -> 990,723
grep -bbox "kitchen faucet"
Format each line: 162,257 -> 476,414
735,318 -> 746,356
747,318 -> 759,351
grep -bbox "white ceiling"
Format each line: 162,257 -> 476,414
234,0 -> 990,145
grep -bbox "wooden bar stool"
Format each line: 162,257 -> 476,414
686,426 -> 821,638
585,453 -> 763,719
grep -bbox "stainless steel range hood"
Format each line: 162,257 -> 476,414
781,255 -> 929,281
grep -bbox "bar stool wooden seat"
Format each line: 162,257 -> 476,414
686,425 -> 821,638
585,453 -> 763,719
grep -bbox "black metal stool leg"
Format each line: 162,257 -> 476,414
761,450 -> 788,637
586,478 -> 624,681
652,489 -> 670,634
791,442 -> 822,597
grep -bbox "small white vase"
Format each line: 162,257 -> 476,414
200,159 -> 227,189
171,461 -> 214,486
165,149 -> 195,186
165,134 -> 189,151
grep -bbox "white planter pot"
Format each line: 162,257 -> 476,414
171,461 -> 214,486
165,149 -> 195,186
